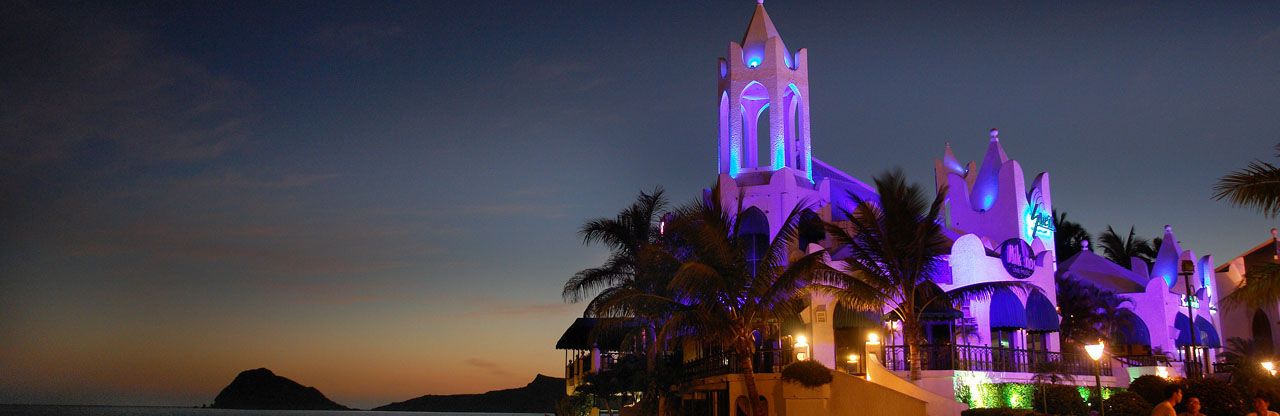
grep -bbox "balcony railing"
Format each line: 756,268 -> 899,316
681,348 -> 794,381
882,344 -> 1113,377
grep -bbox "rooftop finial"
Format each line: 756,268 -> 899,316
1164,225 -> 1172,232
1271,228 -> 1277,239
989,128 -> 999,140
1081,240 -> 1089,249
757,0 -> 764,4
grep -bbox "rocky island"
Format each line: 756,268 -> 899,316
211,368 -> 350,410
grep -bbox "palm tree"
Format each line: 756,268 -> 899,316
1214,143 -> 1280,218
1223,263 -> 1280,312
1030,360 -> 1077,413
1096,226 -> 1156,271
818,169 -> 1038,381
562,188 -> 674,410
1052,210 -> 1091,260
658,185 -> 830,416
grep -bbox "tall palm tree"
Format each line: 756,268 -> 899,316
1052,210 -> 1091,260
1096,226 -> 1156,271
562,187 -> 674,410
659,185 -> 830,416
1214,143 -> 1280,218
819,169 -> 1038,381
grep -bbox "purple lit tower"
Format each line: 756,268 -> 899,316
718,0 -> 811,181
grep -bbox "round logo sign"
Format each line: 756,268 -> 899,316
999,238 -> 1035,279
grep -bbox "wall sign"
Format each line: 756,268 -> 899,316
1000,238 -> 1035,279
1024,187 -> 1055,242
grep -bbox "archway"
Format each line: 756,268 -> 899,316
740,81 -> 771,169
1254,309 -> 1274,356
739,207 -> 769,277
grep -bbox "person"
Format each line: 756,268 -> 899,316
1151,383 -> 1183,416
1179,396 -> 1205,416
1247,391 -> 1279,416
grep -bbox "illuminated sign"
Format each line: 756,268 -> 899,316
1024,187 -> 1055,241
1000,238 -> 1035,279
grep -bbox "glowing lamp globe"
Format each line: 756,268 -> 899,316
1263,361 -> 1275,376
794,335 -> 808,348
867,333 -> 880,344
848,354 -> 858,363
1085,342 -> 1105,361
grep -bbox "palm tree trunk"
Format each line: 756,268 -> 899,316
907,320 -> 924,381
736,339 -> 767,416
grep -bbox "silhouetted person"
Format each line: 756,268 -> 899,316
1247,392 -> 1279,416
1151,383 -> 1183,416
1179,396 -> 1204,416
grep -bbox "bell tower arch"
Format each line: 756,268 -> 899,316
717,0 -> 812,182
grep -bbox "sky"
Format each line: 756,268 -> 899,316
1,0 -> 1278,410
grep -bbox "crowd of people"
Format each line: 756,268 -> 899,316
1148,383 -> 1276,416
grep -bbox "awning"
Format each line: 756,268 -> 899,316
1115,310 -> 1151,347
555,318 -> 637,350
1025,291 -> 1059,332
1175,314 -> 1222,348
990,287 -> 1028,329
1195,316 -> 1222,348
833,307 -> 880,329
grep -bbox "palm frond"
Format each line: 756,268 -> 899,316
1214,158 -> 1280,218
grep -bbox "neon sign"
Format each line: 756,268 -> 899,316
1024,187 -> 1055,242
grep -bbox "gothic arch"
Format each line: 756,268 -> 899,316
739,207 -> 769,278
740,81 -> 771,169
1254,309 -> 1274,355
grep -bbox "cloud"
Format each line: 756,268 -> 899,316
0,4 -> 251,168
463,358 -> 512,377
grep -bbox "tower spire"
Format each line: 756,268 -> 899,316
741,1 -> 791,68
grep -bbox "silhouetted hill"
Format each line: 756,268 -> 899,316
211,368 -> 350,410
374,374 -> 564,413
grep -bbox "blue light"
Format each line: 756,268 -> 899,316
748,58 -> 761,68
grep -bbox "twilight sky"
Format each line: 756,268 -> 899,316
2,0 -> 1278,410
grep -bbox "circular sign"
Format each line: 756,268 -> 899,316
999,238 -> 1035,279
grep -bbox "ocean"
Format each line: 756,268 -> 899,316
0,406 -> 550,416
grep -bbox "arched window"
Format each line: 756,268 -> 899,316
1255,309 -> 1274,356
797,209 -> 824,251
740,81 -> 771,169
738,207 -> 769,277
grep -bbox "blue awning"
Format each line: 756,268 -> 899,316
1175,313 -> 1222,348
1195,316 -> 1221,348
1025,290 -> 1059,332
1115,310 -> 1150,347
990,287 -> 1028,329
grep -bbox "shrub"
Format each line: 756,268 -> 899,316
1104,391 -> 1151,416
780,360 -> 832,388
960,408 -> 1045,416
1033,384 -> 1088,416
1128,374 -> 1169,406
1184,377 -> 1245,416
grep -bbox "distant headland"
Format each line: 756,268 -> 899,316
209,368 -> 564,412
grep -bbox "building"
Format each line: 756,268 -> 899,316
559,2 -> 1245,415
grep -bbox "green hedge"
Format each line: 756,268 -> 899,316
960,408 -> 1046,416
781,360 -> 833,388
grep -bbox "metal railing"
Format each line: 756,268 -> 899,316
681,348 -> 794,381
882,344 -> 1113,376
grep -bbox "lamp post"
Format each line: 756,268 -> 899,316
848,353 -> 859,374
1086,341 -> 1106,416
794,335 -> 810,361
867,332 -> 882,367
1179,257 -> 1200,378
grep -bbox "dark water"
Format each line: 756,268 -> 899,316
0,406 -> 549,416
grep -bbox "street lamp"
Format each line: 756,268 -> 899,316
794,335 -> 810,361
848,353 -> 859,374
1179,256 -> 1201,378
1085,341 -> 1106,416
1263,361 -> 1276,376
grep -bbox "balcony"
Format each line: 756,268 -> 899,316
681,348 -> 795,381
882,344 -> 1113,377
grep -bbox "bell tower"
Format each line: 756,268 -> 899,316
718,0 -> 812,182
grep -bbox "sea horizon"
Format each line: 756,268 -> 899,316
0,404 -> 551,416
